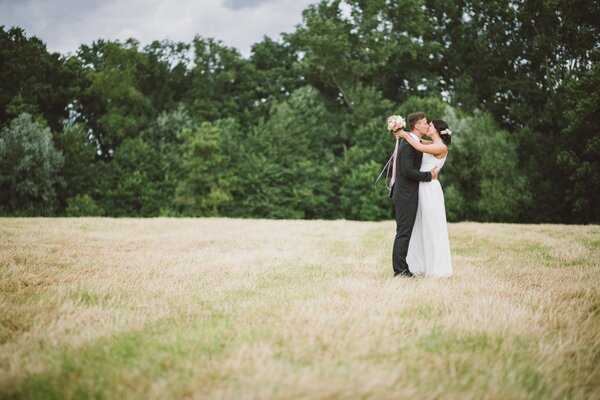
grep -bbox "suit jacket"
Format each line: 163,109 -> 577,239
390,140 -> 432,202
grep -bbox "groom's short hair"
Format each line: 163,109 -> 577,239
408,112 -> 426,130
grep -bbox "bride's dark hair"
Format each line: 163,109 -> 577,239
432,120 -> 451,146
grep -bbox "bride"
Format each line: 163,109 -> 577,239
396,120 -> 453,277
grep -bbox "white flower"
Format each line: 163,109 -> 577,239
386,115 -> 405,132
394,116 -> 406,130
441,128 -> 452,136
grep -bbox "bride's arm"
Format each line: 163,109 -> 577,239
395,131 -> 446,156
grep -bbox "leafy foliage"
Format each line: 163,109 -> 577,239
0,113 -> 63,215
173,122 -> 233,216
442,109 -> 531,222
53,123 -> 97,210
0,27 -> 80,132
66,194 -> 104,217
0,0 -> 598,222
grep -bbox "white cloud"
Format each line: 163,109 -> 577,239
0,0 -> 316,57
223,0 -> 270,9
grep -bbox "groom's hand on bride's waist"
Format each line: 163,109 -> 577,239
431,167 -> 439,180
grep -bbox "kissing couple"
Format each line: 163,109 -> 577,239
389,111 -> 453,278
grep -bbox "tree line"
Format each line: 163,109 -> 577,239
1,0 -> 598,223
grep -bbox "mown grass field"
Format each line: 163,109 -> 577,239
1,218 -> 599,399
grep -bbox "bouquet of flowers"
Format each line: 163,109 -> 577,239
376,115 -> 406,190
387,115 -> 405,133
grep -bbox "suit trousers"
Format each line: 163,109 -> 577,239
391,184 -> 419,275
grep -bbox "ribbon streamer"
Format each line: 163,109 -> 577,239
375,146 -> 396,193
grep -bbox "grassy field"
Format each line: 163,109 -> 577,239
0,218 -> 599,399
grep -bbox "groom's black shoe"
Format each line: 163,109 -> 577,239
394,270 -> 414,278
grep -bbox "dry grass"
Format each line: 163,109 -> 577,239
0,218 -> 599,399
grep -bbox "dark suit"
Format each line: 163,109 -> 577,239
391,139 -> 432,275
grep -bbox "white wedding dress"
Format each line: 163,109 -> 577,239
407,152 -> 453,277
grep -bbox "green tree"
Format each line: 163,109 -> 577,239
442,109 -> 532,222
340,148 -> 390,220
142,104 -> 196,214
557,55 -> 600,223
76,39 -> 154,158
66,194 -> 104,217
229,86 -> 338,219
0,26 -> 80,131
397,96 -> 448,124
249,36 -> 302,120
53,123 -> 98,212
185,37 -> 260,124
288,0 -> 434,109
0,113 -> 64,215
425,0 -> 599,222
173,122 -> 233,216
96,137 -> 164,216
288,0 -> 360,109
343,85 -> 395,157
142,40 -> 192,112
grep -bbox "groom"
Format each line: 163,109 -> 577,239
390,112 -> 438,277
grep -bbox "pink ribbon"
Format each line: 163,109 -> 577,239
375,137 -> 400,195
390,138 -> 399,192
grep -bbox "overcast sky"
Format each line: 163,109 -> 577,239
0,0 -> 318,57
